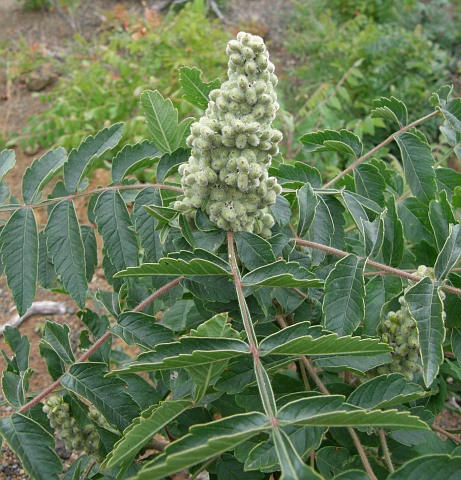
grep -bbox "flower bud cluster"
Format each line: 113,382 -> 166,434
174,32 -> 282,238
42,395 -> 100,457
371,265 -> 445,381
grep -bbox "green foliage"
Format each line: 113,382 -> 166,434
1,27 -> 461,480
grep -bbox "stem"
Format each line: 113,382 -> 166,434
276,316 -> 378,480
323,110 -> 441,189
227,231 -> 277,421
18,277 -> 184,413
294,238 -> 461,297
432,424 -> 461,445
0,183 -> 183,213
188,455 -> 220,480
379,430 -> 394,473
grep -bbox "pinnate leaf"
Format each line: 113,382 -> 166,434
0,149 -> 16,180
371,96 -> 408,127
439,98 -> 461,133
434,223 -> 461,280
44,200 -> 87,307
103,400 -> 191,470
0,208 -> 38,316
179,66 -> 220,110
141,90 -> 194,154
64,123 -> 124,193
0,413 -> 62,480
111,140 -> 160,184
235,232 -> 276,270
22,147 -> 67,204
300,129 -> 363,157
405,278 -> 446,387
323,255 -> 365,336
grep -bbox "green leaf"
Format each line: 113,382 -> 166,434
2,369 -> 33,408
435,167 -> 461,199
323,255 -> 365,335
388,454 -> 461,480
111,312 -> 175,349
434,223 -> 461,280
44,200 -> 87,307
347,373 -> 429,409
439,99 -> 461,132
132,413 -> 269,480
178,66 -> 220,110
382,197 -> 404,267
64,123 -> 124,193
2,326 -> 30,372
116,254 -> 231,278
61,362 -> 140,432
0,149 -> 16,180
103,400 -> 191,470
81,225 -> 97,282
235,232 -> 276,270
371,96 -> 408,128
277,397 -> 428,430
94,190 -> 138,272
245,425 -> 323,473
398,197 -> 435,245
271,162 -> 322,188
38,231 -> 57,289
162,299 -> 202,330
22,147 -> 67,204
395,132 -> 436,203
217,454 -> 265,479
362,210 -> 385,258
0,208 -> 38,316
300,129 -> 363,157
141,90 -> 194,154
143,204 -> 179,223
0,413 -> 62,480
405,277 -> 446,387
242,260 -> 323,288
356,163 -> 386,204
39,320 -> 75,365
133,187 -> 163,263
259,322 -> 390,356
429,191 -> 457,251
111,140 -> 160,184
314,353 -> 392,375
156,148 -> 190,182
307,195 -> 335,265
296,182 -> 318,238
114,337 -> 250,373
271,429 -> 322,480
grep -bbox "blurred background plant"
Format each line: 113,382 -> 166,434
3,0 -> 461,178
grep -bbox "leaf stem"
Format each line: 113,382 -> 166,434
276,315 -> 378,480
379,430 -> 394,473
227,230 -> 277,422
18,276 -> 184,413
432,424 -> 461,445
294,237 -> 461,297
323,110 -> 441,189
0,183 -> 183,213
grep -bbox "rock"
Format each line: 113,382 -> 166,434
26,62 -> 58,92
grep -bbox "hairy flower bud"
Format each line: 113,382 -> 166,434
175,32 -> 283,237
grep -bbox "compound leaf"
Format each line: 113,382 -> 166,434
111,141 -> 160,184
371,96 -> 408,128
179,66 -> 220,110
300,129 -> 362,157
434,223 -> 461,280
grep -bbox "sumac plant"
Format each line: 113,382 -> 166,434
1,31 -> 461,480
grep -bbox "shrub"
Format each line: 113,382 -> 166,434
1,30 -> 461,480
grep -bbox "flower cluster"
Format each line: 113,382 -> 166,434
373,266 -> 445,381
42,395 -> 102,458
174,31 -> 283,238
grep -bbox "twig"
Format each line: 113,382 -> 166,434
276,316 -> 378,480
323,110 -> 441,189
0,301 -> 73,335
294,237 -> 461,297
379,430 -> 394,472
432,424 -> 461,445
206,0 -> 235,25
18,277 -> 184,413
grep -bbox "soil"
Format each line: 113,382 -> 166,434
0,1 -> 460,479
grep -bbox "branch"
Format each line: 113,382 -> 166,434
18,276 -> 184,413
323,110 -> 441,189
432,424 -> 461,445
0,301 -> 73,335
0,183 -> 183,214
379,430 -> 394,473
294,238 -> 461,297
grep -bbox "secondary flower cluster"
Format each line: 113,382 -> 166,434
43,395 -> 105,459
174,31 -> 283,238
373,266 -> 445,381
